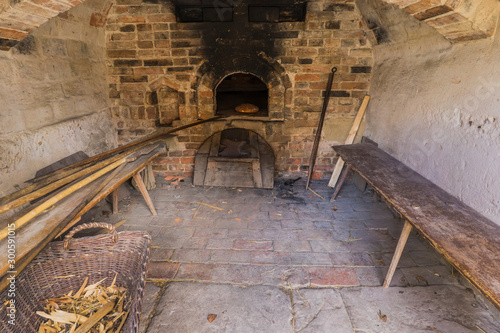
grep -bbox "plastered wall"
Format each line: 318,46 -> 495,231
0,0 -> 116,197
360,1 -> 500,225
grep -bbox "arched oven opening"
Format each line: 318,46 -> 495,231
215,73 -> 269,117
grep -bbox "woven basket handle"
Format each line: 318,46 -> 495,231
64,222 -> 118,250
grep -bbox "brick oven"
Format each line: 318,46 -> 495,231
105,0 -> 373,181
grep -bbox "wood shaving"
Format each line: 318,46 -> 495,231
36,275 -> 129,333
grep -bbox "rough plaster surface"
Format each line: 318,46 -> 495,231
0,0 -> 115,196
364,8 -> 500,225
0,112 -> 115,196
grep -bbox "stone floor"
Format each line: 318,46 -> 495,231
99,177 -> 500,332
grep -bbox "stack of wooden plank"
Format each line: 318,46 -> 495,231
0,117 -> 222,292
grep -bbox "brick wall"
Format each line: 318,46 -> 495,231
105,0 -> 373,179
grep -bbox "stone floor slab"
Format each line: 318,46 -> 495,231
146,283 -> 293,333
139,282 -> 162,333
293,288 -> 353,333
341,286 -> 500,333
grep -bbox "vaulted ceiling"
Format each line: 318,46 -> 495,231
0,0 -> 499,49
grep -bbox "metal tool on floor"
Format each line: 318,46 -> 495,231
306,67 -> 337,189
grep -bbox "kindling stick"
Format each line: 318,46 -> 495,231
306,67 -> 337,189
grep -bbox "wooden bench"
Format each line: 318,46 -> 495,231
331,143 -> 500,309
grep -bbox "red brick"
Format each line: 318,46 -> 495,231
117,15 -> 146,24
147,261 -> 179,279
155,157 -> 180,164
176,263 -> 213,281
234,240 -> 273,251
0,28 -> 29,40
199,90 -> 214,98
341,82 -> 369,90
308,267 -> 360,286
295,74 -> 321,82
181,157 -> 195,164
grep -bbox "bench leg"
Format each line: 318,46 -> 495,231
330,165 -> 351,202
383,220 -> 412,288
112,189 -> 119,215
132,173 -> 157,216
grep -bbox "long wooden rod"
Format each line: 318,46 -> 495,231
0,116 -> 223,211
0,158 -> 128,240
306,67 -> 337,189
27,116 -> 224,184
0,140 -> 158,210
0,164 -> 128,293
0,142 -> 160,215
55,147 -> 162,238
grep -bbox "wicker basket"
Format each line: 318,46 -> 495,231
0,223 -> 151,333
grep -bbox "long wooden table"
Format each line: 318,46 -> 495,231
332,143 -> 500,309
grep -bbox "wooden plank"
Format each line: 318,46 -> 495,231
0,149 -> 162,278
209,132 -> 221,157
132,173 -> 157,216
258,136 -> 275,189
55,149 -> 162,237
193,137 -> 211,186
0,158 -> 127,240
248,131 -> 262,188
333,143 -> 500,309
0,163 -> 127,293
328,95 -> 370,188
383,220 -> 412,288
329,165 -> 351,202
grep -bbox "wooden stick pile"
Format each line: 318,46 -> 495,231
37,276 -> 128,333
0,116 -> 223,293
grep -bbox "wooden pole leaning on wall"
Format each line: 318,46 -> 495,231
0,158 -> 128,241
25,116 -> 224,185
328,95 -> 370,190
0,164 -> 129,294
306,67 -> 337,189
0,116 -> 224,214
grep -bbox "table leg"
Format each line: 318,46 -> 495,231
330,165 -> 351,202
112,189 -> 119,215
383,220 -> 412,288
132,173 -> 157,216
